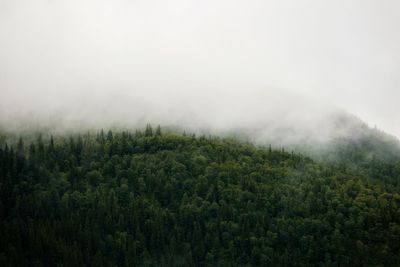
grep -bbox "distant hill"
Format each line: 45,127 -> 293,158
223,110 -> 400,164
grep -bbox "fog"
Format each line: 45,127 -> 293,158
1,0 -> 400,141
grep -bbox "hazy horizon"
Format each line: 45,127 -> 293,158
1,0 -> 399,138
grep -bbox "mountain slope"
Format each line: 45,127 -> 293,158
1,129 -> 400,266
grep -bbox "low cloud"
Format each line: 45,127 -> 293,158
1,0 -> 399,140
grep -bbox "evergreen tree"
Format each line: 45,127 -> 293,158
145,124 -> 153,136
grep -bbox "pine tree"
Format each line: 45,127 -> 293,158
156,125 -> 162,136
16,137 -> 25,174
145,124 -> 153,136
107,130 -> 114,141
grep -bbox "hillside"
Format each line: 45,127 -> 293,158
239,111 -> 400,183
1,127 -> 400,266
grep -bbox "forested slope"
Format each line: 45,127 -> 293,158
1,127 -> 400,266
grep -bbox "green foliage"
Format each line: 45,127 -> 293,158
0,128 -> 400,266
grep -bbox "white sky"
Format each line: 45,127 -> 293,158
0,0 -> 399,137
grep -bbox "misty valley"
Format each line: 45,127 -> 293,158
1,124 -> 400,266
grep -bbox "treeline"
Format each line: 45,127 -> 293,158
0,126 -> 400,266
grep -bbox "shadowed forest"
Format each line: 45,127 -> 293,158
1,126 -> 399,266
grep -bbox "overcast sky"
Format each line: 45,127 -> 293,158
0,0 -> 399,137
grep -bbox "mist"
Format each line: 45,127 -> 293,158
1,0 -> 400,141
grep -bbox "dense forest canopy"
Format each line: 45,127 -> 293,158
1,126 -> 400,266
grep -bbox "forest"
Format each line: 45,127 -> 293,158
0,125 -> 400,266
